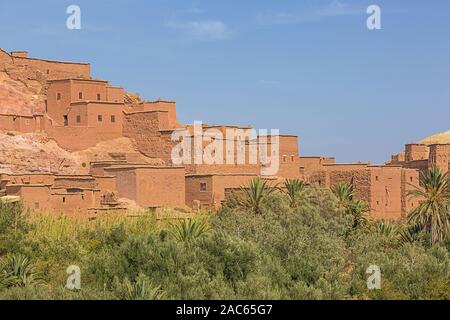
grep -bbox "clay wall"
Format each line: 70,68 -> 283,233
1,174 -> 56,186
89,161 -> 128,176
211,174 -> 258,208
106,87 -> 125,103
53,176 -> 97,190
11,55 -> 90,80
94,176 -> 117,192
401,168 -> 420,221
136,100 -> 179,129
5,184 -> 52,211
0,114 -> 44,133
103,168 -> 137,202
325,164 -> 372,204
49,188 -> 98,214
122,110 -> 175,161
46,81 -> 73,125
185,175 -> 214,209
428,144 -> 450,172
104,166 -> 185,208
185,174 -> 257,209
44,121 -> 98,151
369,166 -> 403,220
405,144 -> 428,162
134,167 -> 185,208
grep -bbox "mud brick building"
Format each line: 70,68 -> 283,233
0,48 -> 433,220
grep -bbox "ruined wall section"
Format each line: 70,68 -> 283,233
429,144 -> 450,173
122,110 -> 175,162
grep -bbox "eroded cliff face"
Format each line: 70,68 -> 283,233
0,133 -> 163,175
0,50 -> 161,174
0,132 -> 81,174
0,68 -> 46,116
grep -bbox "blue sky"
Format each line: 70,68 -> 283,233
1,0 -> 449,163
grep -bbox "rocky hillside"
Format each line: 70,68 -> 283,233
420,130 -> 450,145
0,67 -> 46,115
0,132 -> 163,175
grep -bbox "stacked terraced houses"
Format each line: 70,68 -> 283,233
0,49 -> 447,220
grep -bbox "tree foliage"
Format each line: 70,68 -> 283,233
0,185 -> 448,300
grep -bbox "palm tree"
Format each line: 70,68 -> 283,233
283,179 -> 309,209
407,165 -> 450,244
169,218 -> 210,242
331,182 -> 354,211
114,275 -> 165,300
398,223 -> 425,245
376,220 -> 400,240
237,177 -> 275,215
348,199 -> 372,228
0,254 -> 43,288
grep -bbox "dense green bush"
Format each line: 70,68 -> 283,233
0,185 -> 448,300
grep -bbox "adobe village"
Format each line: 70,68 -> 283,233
0,48 -> 449,221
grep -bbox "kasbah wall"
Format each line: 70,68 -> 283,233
2,48 -> 448,221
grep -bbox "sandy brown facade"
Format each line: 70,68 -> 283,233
0,48 -> 429,220
389,142 -> 450,174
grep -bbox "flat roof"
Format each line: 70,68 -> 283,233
70,101 -> 124,106
186,173 -> 258,178
105,165 -> 184,170
6,183 -> 52,187
143,99 -> 176,104
6,50 -> 90,66
299,156 -> 335,159
323,163 -> 370,167
368,165 -> 404,168
90,160 -> 128,165
48,78 -> 106,83
1,173 -> 55,177
55,175 -> 96,180
124,109 -> 169,115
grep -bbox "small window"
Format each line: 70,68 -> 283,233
291,155 -> 295,162
57,93 -> 62,100
200,182 -> 207,191
46,69 -> 50,74
283,155 -> 287,163
62,197 -> 66,203
98,115 -> 103,122
76,115 -> 81,123
111,115 -> 116,123
375,176 -> 379,181
79,92 -> 83,99
63,115 -> 68,126
97,93 -> 101,100
410,177 -> 413,182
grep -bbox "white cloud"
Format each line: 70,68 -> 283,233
257,0 -> 364,25
166,20 -> 231,41
317,0 -> 363,17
